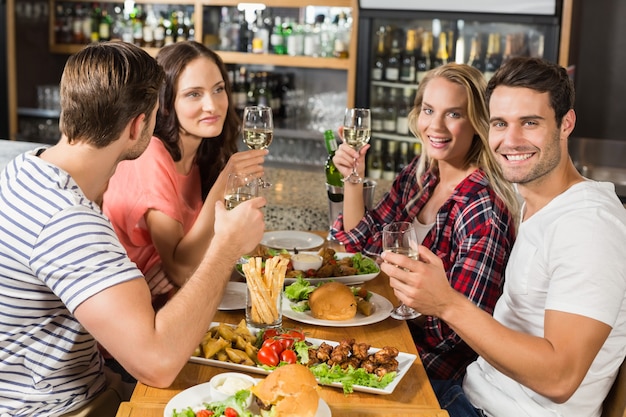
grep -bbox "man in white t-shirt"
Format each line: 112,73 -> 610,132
0,42 -> 266,416
381,57 -> 626,417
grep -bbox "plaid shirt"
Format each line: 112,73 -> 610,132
331,159 -> 515,380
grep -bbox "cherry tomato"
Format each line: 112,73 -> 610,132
355,287 -> 368,299
286,329 -> 305,341
280,349 -> 297,364
262,328 -> 279,341
305,268 -> 317,277
262,338 -> 284,355
224,408 -> 238,417
257,345 -> 279,367
274,336 -> 293,351
196,410 -> 213,417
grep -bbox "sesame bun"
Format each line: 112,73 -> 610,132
308,282 -> 357,321
251,364 -> 319,417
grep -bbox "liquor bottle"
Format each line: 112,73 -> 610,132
271,17 -> 285,54
483,32 -> 502,81
371,26 -> 387,81
396,88 -> 412,136
501,33 -> 514,64
385,28 -> 402,82
467,34 -> 484,71
251,10 -> 269,53
367,139 -> 383,180
153,16 -> 166,48
400,29 -> 417,83
72,4 -> 86,44
395,141 -> 410,173
416,31 -> 432,83
255,72 -> 272,108
234,66 -> 248,116
98,8 -> 112,42
142,5 -> 158,47
237,10 -> 251,53
324,130 -> 343,203
176,11 -> 188,42
371,86 -> 385,132
382,88 -> 398,133
90,3 -> 101,43
382,140 -> 397,180
432,32 -> 448,68
131,5 -> 144,46
412,142 -> 422,161
246,72 -> 257,106
455,20 -> 466,64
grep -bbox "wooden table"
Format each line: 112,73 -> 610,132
116,233 -> 448,417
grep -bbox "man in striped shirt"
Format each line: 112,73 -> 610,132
0,42 -> 266,416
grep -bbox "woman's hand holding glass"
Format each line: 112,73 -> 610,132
224,173 -> 259,211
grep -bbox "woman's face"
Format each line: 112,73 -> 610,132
417,77 -> 476,166
174,57 -> 229,141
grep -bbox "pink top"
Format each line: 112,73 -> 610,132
104,136 -> 203,279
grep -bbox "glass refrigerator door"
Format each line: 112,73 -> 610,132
357,11 -> 561,179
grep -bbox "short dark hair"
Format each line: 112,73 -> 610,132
486,57 -> 575,127
59,41 -> 164,147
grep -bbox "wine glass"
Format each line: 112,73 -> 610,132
224,173 -> 259,210
342,108 -> 371,184
382,221 -> 421,320
242,106 -> 273,188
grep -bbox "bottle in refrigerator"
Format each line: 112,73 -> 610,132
432,32 -> 449,68
400,29 -> 417,83
416,31 -> 432,83
467,34 -> 484,71
324,130 -> 343,202
385,28 -> 402,82
371,86 -> 385,132
367,139 -> 384,180
395,141 -> 410,173
382,140 -> 397,180
455,20 -> 466,64
396,88 -> 412,136
372,26 -> 387,81
383,88 -> 398,133
483,32 -> 502,80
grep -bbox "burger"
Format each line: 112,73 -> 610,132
251,363 -> 320,417
308,282 -> 357,321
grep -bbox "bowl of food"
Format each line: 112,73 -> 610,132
209,372 -> 256,405
291,253 -> 323,272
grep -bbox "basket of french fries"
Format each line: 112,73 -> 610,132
242,255 -> 290,328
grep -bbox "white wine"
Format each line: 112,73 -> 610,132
343,127 -> 371,149
385,247 -> 418,260
224,193 -> 254,210
243,128 -> 273,149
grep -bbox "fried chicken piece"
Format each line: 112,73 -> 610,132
351,342 -> 371,360
330,342 -> 352,363
361,357 -> 377,373
315,264 -> 335,278
375,360 -> 399,377
306,347 -> 321,367
341,356 -> 362,370
374,346 -> 399,364
315,342 -> 334,362
335,264 -> 358,276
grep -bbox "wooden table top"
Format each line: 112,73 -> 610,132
117,232 -> 447,417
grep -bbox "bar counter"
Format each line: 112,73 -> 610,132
0,140 -> 392,231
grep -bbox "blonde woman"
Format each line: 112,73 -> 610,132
331,63 -> 518,380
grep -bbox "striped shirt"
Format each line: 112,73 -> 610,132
331,158 -> 515,380
0,149 -> 142,416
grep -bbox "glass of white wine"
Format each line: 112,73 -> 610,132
224,173 -> 259,210
242,106 -> 273,188
382,221 -> 421,320
342,107 -> 371,184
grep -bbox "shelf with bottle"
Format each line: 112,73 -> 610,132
369,18 -> 550,86
366,137 -> 422,181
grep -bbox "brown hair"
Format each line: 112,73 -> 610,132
486,57 -> 575,127
59,41 -> 164,147
154,41 -> 240,200
408,63 -> 519,217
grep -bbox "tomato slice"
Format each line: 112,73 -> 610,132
257,345 -> 279,367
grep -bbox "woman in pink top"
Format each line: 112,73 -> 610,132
104,41 -> 267,308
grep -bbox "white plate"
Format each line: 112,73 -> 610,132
282,292 -> 393,327
163,379 -> 332,417
189,323 -> 416,395
218,282 -> 247,311
284,252 -> 380,285
261,231 -> 325,250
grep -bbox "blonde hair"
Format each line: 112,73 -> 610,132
408,63 -> 519,218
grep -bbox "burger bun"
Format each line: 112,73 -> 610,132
251,363 -> 319,417
309,282 -> 357,321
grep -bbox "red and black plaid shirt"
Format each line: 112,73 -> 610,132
331,159 -> 515,380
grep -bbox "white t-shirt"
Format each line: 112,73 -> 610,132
464,180 -> 626,417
